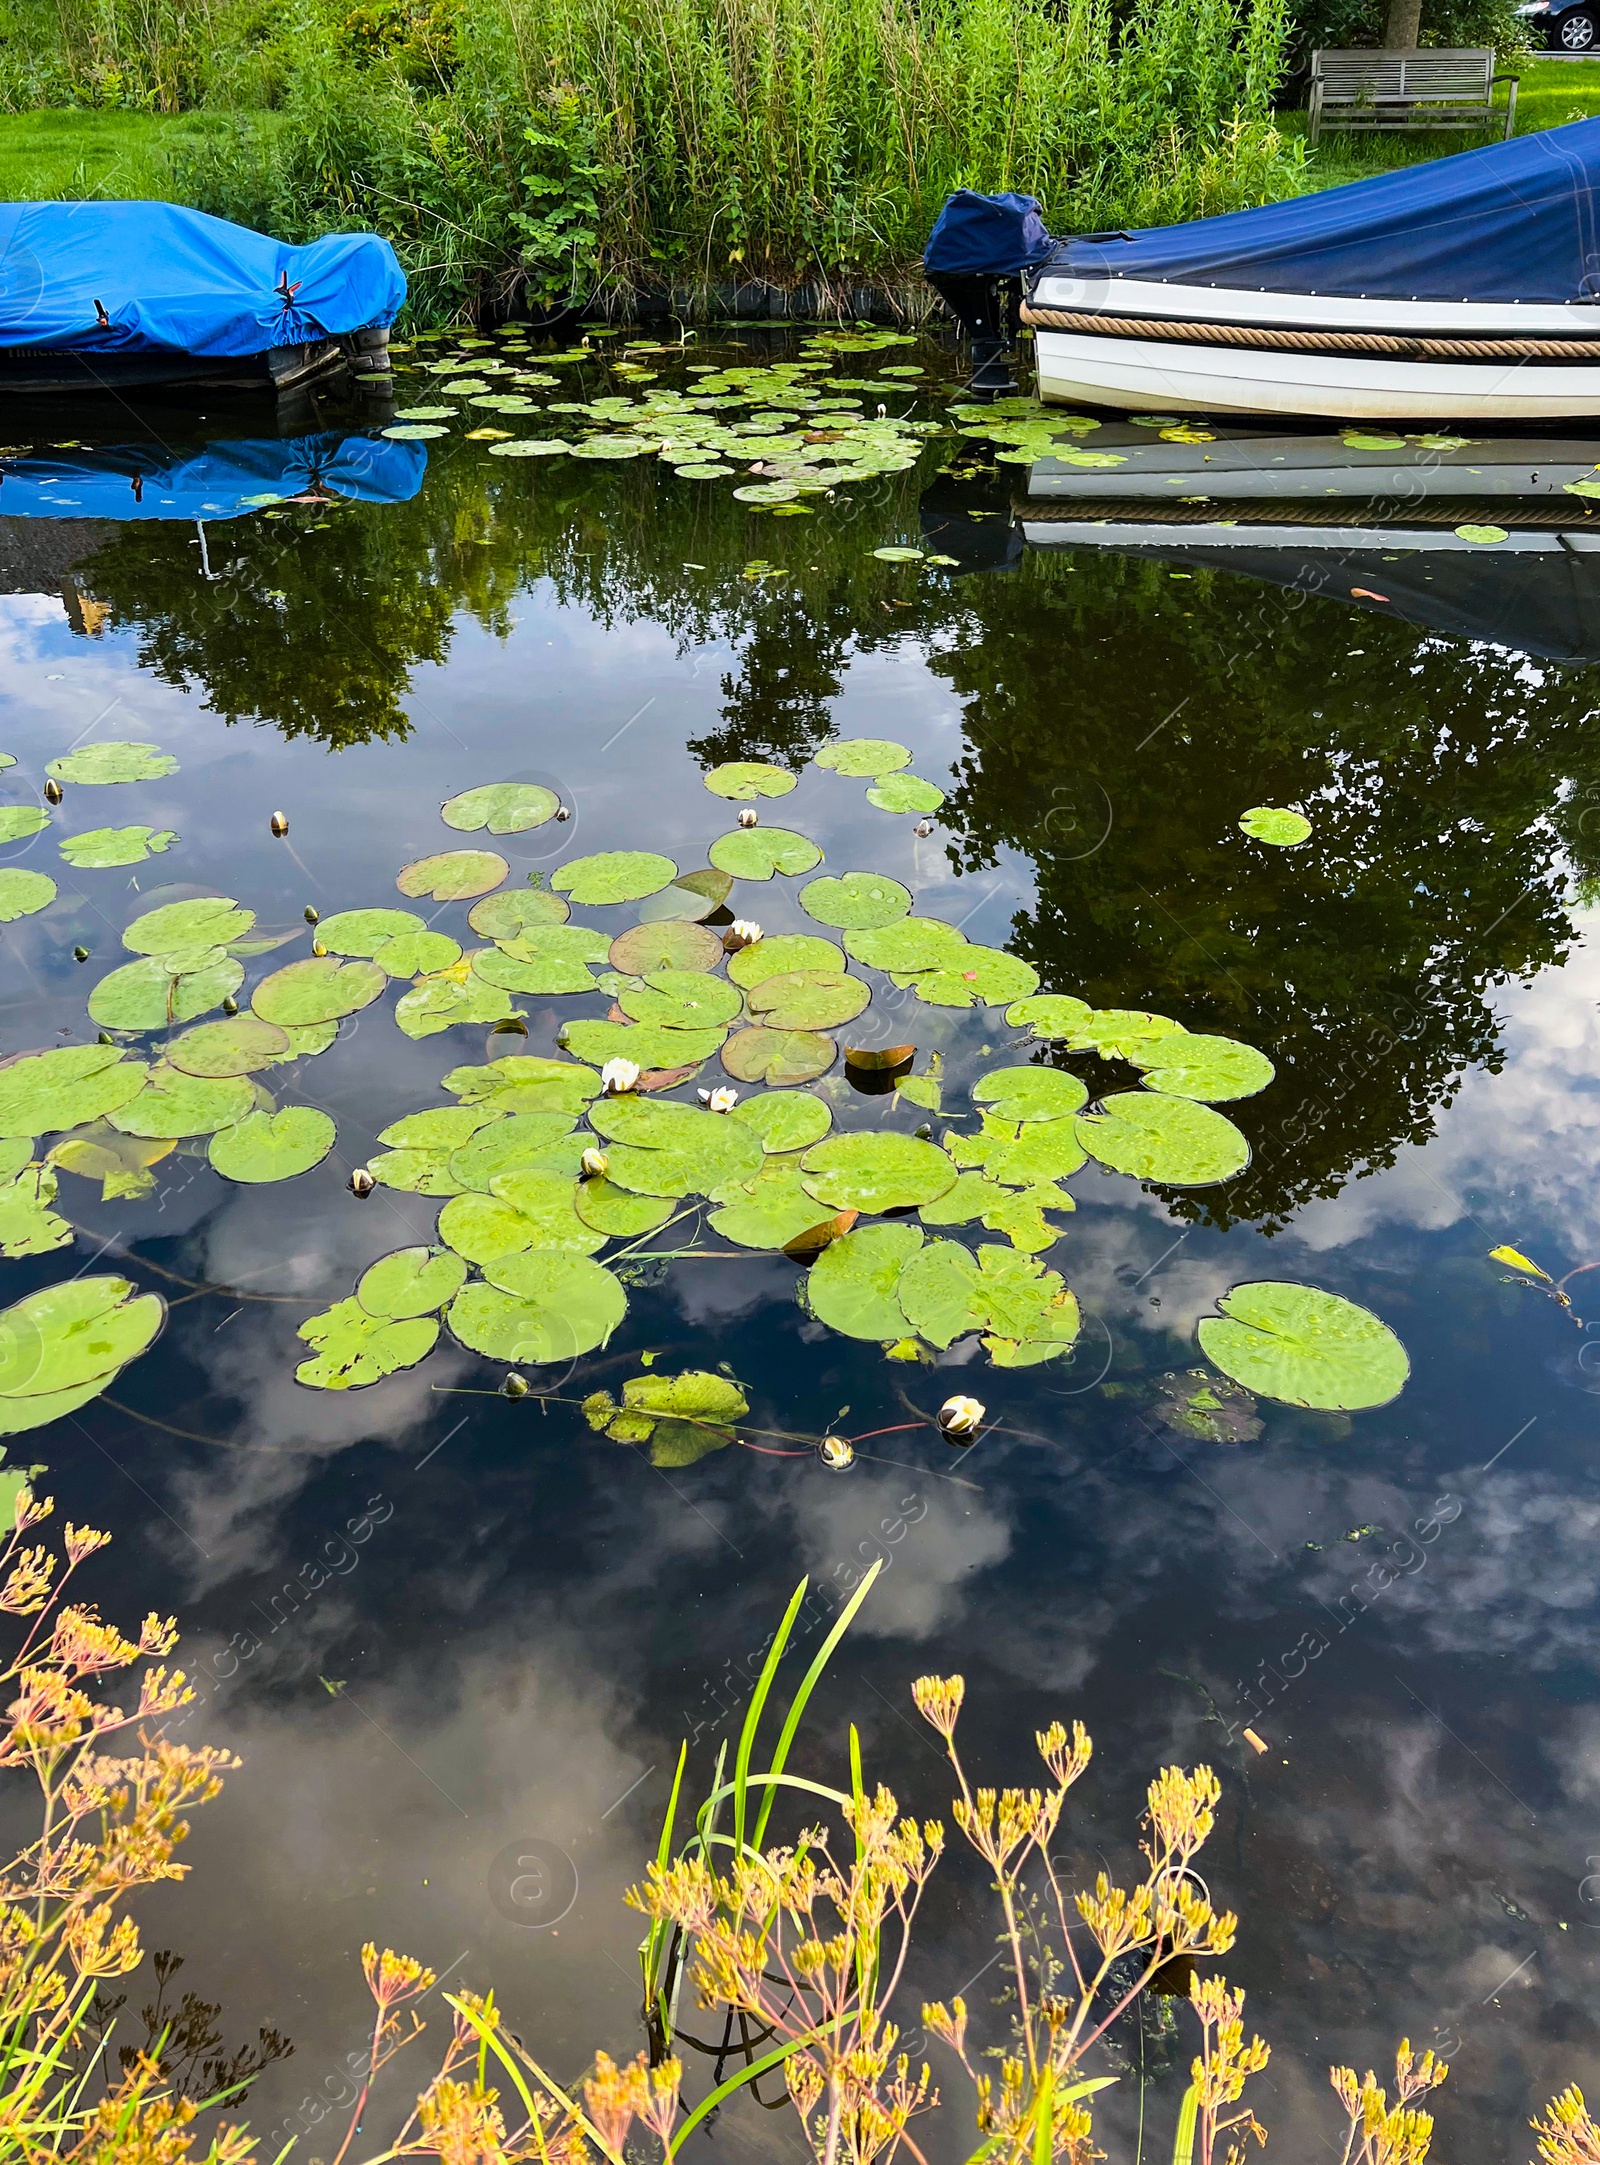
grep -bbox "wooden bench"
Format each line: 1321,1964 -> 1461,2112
1307,48 -> 1518,143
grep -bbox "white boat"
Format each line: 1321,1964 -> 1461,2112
1021,121 -> 1600,421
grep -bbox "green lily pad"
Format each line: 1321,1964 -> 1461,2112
439,1175 -> 604,1263
1066,1009 -> 1185,1061
1134,1034 -> 1275,1103
467,888 -> 572,938
871,548 -> 925,564
865,774 -> 945,815
395,973 -> 516,1037
252,956 -> 386,1027
367,1148 -> 465,1197
973,1066 -> 1089,1123
0,869 -> 56,920
316,908 -> 425,957
806,1221 -> 922,1339
1455,523 -> 1509,545
705,763 -> 797,801
585,1369 -> 745,1463
0,1045 -> 147,1137
471,946 -> 596,997
980,1183 -> 1075,1253
441,783 -> 561,834
208,1106 -> 336,1182
123,897 -> 252,954
447,1112 -> 579,1191
709,1156 -> 830,1249
0,1169 -> 72,1257
906,946 -> 1039,1009
448,1253 -> 626,1361
1197,1281 -> 1408,1411
47,741 -> 177,785
551,851 -> 677,906
895,1239 -> 978,1349
573,1177 -> 675,1237
609,921 -> 724,975
708,827 -> 824,881
559,1019 -> 725,1069
800,1131 -> 957,1213
380,1106 -> 501,1153
108,1067 -> 256,1139
720,1027 -> 836,1086
58,827 -> 176,870
726,934 -> 844,988
586,1095 -> 764,1197
814,738 -> 911,778
0,807 -> 49,844
47,1129 -> 173,1201
295,1299 -> 438,1390
728,1091 -> 832,1153
844,918 -> 967,973
979,1117 -> 1089,1188
746,970 -> 869,1031
90,954 -> 243,1032
619,971 -> 745,1029
636,869 -> 735,924
917,1168 -> 1002,1225
397,850 -> 509,901
166,1016 -> 291,1077
0,1275 -> 164,1401
357,1247 -> 468,1318
800,872 -> 912,930
1238,807 -> 1311,848
1076,1093 -> 1249,1185
375,929 -> 463,977
443,1055 -> 600,1116
1005,994 -> 1094,1040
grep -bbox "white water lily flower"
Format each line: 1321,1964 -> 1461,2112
580,1146 -> 610,1178
938,1394 -> 986,1439
726,919 -> 763,949
818,1435 -> 855,1470
601,1058 -> 641,1095
706,1086 -> 739,1114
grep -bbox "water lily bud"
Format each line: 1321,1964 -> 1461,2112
270,810 -> 289,837
818,1435 -> 855,1470
72,945 -> 88,963
222,995 -> 239,1016
914,818 -> 935,838
737,807 -> 759,829
304,905 -> 320,925
96,1030 -> 113,1045
43,777 -> 63,805
491,1015 -> 528,1036
347,1166 -> 375,1198
724,918 -> 762,950
877,403 -> 887,418
938,1394 -> 986,1441
601,1057 -> 641,1095
580,1146 -> 609,1179
554,804 -> 571,821
311,939 -> 327,957
502,1372 -> 530,1400
914,1122 -> 932,1139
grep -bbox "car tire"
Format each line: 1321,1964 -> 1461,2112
1556,8 -> 1597,49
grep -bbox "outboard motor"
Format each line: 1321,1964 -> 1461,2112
923,190 -> 1055,400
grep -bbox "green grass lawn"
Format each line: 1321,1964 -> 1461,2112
1280,53 -> 1600,187
0,108 -> 225,200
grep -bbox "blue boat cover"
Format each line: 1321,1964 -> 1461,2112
0,202 -> 405,356
0,434 -> 426,521
925,191 -> 1055,277
1044,118 -> 1600,303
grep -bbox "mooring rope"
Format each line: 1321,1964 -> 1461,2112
1019,302 -> 1600,363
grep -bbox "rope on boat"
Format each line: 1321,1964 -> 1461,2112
1019,303 -> 1600,362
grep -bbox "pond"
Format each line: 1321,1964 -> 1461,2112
2,326 -> 1599,2165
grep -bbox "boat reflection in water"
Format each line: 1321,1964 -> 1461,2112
0,432 -> 426,523
923,427 -> 1600,664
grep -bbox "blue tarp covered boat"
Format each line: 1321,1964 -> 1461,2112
1021,119 -> 1600,420
0,202 -> 406,396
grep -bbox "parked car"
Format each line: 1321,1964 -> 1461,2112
1520,0 -> 1598,52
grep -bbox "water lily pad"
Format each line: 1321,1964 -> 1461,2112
0,1045 -> 147,1137
0,807 -> 49,844
586,1095 -> 763,1197
728,1091 -> 832,1153
441,783 -> 561,834
844,918 -> 967,972
727,934 -> 844,987
609,921 -> 724,975
90,953 -> 243,1032
439,1176 -> 604,1263
367,1148 -> 465,1197
871,548 -> 924,564
896,1239 -> 979,1348
1006,994 -> 1094,1039
47,1129 -> 173,1201
1134,1034 -> 1275,1103
443,1054 -> 600,1115
317,908 -> 425,957
552,851 -> 677,906
560,1019 -> 724,1069
1076,1093 -> 1249,1185
866,774 -> 945,815
815,739 -> 911,777
1197,1281 -> 1408,1410
980,1118 -> 1089,1187
1455,524 -> 1509,545
708,827 -> 823,881
586,1369 -> 745,1462
1238,807 -> 1310,848
746,970 -> 869,1030
123,897 -> 252,954
720,1026 -> 836,1086
397,850 -> 508,901
47,742 -> 176,785
448,1112 -> 579,1191
166,1016 -> 291,1077
382,1106 -> 501,1153
471,946 -> 595,996
58,827 -> 176,870
573,1177 -> 675,1237
108,1067 -> 255,1139
252,956 -> 386,1027
800,872 -> 911,930
382,425 -> 449,442
0,869 -> 56,920
619,971 -> 745,1029
467,888 -> 572,937
708,1157 -> 830,1249
906,946 -> 1038,1008
806,1221 -> 922,1339
375,929 -> 463,977
208,1106 -> 336,1182
0,1276 -> 164,1409
973,1066 -> 1089,1123
800,1131 -> 956,1213
448,1253 -> 626,1361
395,973 -> 516,1037
636,869 -> 734,923
357,1247 -> 468,1318
295,1299 -> 438,1390
0,1168 -> 71,1257
705,762 -> 797,801
1066,1009 -> 1184,1061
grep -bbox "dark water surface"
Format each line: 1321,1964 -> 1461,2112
4,333 -> 1600,2165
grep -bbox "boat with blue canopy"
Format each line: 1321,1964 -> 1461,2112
1017,120 -> 1600,419
0,202 -> 405,395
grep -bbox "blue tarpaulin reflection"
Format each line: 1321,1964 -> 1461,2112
0,432 -> 426,520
